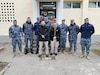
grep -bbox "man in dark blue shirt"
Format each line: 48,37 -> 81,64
34,17 -> 41,54
80,18 -> 95,60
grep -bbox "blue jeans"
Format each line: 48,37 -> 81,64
12,38 -> 22,52
69,40 -> 77,51
36,35 -> 39,49
60,38 -> 66,50
80,38 -> 91,54
25,37 -> 33,50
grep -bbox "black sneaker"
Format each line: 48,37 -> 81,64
35,48 -> 39,54
25,49 -> 28,55
30,49 -> 34,54
55,53 -> 58,56
50,53 -> 53,56
46,55 -> 49,57
58,49 -> 60,52
38,55 -> 42,57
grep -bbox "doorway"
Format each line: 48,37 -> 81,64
40,2 -> 56,18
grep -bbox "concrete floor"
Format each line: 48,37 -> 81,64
0,42 -> 100,75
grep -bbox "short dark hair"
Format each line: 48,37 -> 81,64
27,17 -> 31,19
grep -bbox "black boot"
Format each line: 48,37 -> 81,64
25,49 -> 28,55
35,48 -> 39,54
58,47 -> 61,52
30,49 -> 34,54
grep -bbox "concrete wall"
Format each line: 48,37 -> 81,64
63,9 -> 82,26
88,9 -> 100,34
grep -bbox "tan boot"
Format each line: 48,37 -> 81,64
19,51 -> 23,56
38,55 -> 42,60
13,52 -> 16,58
86,55 -> 90,60
80,53 -> 85,58
73,51 -> 76,56
68,50 -> 72,54
86,53 -> 90,60
62,50 -> 65,54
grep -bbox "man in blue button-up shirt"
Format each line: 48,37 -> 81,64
80,18 -> 95,60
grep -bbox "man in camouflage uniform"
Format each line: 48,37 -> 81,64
9,19 -> 23,57
23,17 -> 34,54
68,19 -> 79,55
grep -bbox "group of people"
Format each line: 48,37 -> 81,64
9,16 -> 95,60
